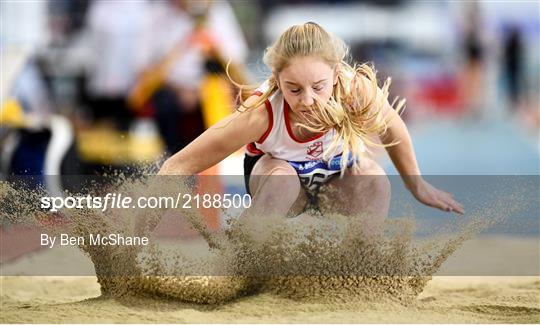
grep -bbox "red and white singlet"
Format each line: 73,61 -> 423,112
245,81 -> 365,190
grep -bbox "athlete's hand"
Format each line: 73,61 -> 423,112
408,178 -> 464,214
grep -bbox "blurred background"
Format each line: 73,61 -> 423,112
1,0 -> 539,189
0,0 -> 538,266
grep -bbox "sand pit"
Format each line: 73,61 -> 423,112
1,275 -> 539,323
1,236 -> 539,323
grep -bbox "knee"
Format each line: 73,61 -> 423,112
356,158 -> 386,176
253,164 -> 301,204
368,175 -> 391,199
349,160 -> 391,198
265,166 -> 302,199
347,174 -> 390,202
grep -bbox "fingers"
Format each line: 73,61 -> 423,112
415,185 -> 465,215
440,193 -> 465,215
428,190 -> 464,215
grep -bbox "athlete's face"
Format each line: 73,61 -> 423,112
277,56 -> 336,119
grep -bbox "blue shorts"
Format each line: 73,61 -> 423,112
287,154 -> 354,191
244,154 -> 354,213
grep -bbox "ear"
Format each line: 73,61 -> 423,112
333,67 -> 339,86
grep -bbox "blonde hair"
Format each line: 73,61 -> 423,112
230,22 -> 405,174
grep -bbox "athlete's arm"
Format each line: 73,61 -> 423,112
377,99 -> 421,183
364,79 -> 464,214
158,96 -> 269,175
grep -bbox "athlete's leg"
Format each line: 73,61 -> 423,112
230,154 -> 307,244
318,158 -> 391,238
248,154 -> 307,218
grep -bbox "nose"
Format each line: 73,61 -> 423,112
299,90 -> 314,107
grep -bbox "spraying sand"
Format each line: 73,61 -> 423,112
1,175 -> 539,323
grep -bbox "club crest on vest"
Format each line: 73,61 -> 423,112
307,141 -> 323,158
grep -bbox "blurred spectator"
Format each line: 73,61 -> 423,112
1,58 -> 52,182
83,0 -> 148,131
134,0 -> 248,156
502,25 -> 524,109
48,0 -> 90,45
6,58 -> 53,130
460,2 -> 486,118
